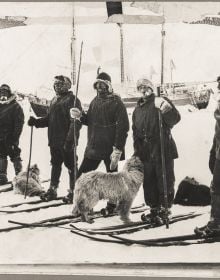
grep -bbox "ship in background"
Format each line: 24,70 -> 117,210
7,2 -> 215,116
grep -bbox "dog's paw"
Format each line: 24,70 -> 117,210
87,218 -> 94,224
120,216 -> 132,224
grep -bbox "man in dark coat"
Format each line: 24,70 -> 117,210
195,76 -> 220,237
0,84 -> 24,185
132,78 -> 181,225
70,72 -> 129,210
28,75 -> 82,201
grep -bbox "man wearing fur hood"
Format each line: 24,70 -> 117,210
0,84 -> 24,185
70,71 -> 129,211
195,76 -> 220,237
28,75 -> 82,201
132,78 -> 181,225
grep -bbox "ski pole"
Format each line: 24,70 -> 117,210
71,41 -> 83,203
159,21 -> 169,229
24,125 -> 33,199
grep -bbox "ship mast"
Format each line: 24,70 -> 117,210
71,5 -> 76,85
118,23 -> 125,83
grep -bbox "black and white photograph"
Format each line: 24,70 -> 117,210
0,1 -> 219,278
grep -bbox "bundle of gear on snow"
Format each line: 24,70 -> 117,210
136,78 -> 154,91
174,176 -> 211,206
93,72 -> 113,93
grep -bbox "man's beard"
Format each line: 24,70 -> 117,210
0,95 -> 8,102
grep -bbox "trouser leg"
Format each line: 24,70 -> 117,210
155,159 -> 175,208
77,157 -> 101,178
0,158 -> 8,185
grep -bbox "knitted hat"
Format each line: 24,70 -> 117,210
93,72 -> 113,93
136,78 -> 154,91
54,75 -> 72,90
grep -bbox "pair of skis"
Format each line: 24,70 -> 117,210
70,212 -> 220,246
0,204 -> 147,233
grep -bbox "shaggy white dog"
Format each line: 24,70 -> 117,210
72,156 -> 144,223
13,164 -> 44,197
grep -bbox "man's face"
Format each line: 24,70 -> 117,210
138,85 -> 153,96
96,81 -> 108,95
54,79 -> 68,95
0,89 -> 10,101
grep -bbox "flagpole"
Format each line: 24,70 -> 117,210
119,23 -> 125,84
170,62 -> 174,94
71,4 -> 76,85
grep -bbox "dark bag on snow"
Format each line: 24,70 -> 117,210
174,176 -> 211,206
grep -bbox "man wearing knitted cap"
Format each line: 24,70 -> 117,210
132,78 -> 181,225
70,71 -> 129,211
0,84 -> 24,184
28,75 -> 82,201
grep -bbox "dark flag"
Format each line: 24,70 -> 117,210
106,2 -> 123,17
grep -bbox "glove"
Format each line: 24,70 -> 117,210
154,97 -> 172,114
70,108 -> 82,119
64,140 -> 74,152
28,116 -> 37,127
110,147 -> 122,171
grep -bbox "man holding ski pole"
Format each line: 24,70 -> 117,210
132,78 -> 180,225
70,71 -> 129,214
195,76 -> 220,237
27,75 -> 82,201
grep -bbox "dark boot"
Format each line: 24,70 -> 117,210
40,185 -> 58,201
0,158 -> 8,185
158,207 -> 172,223
141,207 -> 164,225
63,169 -> 76,204
13,157 -> 22,175
194,192 -> 220,237
101,202 -> 117,217
194,221 -> 220,237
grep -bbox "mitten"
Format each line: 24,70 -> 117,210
155,97 -> 172,114
70,108 -> 82,119
28,116 -> 37,127
110,147 -> 122,171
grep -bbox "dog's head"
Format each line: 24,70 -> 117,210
28,164 -> 40,176
123,156 -> 144,173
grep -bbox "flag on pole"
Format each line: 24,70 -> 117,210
106,2 -> 123,17
106,1 -> 164,24
170,59 -> 176,71
149,65 -> 157,80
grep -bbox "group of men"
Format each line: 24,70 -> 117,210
0,71 -> 219,237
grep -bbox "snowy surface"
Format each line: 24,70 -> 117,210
0,1 -> 219,267
0,96 -> 218,265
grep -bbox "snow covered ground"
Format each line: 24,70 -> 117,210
0,95 -> 218,266
0,1 -> 220,271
